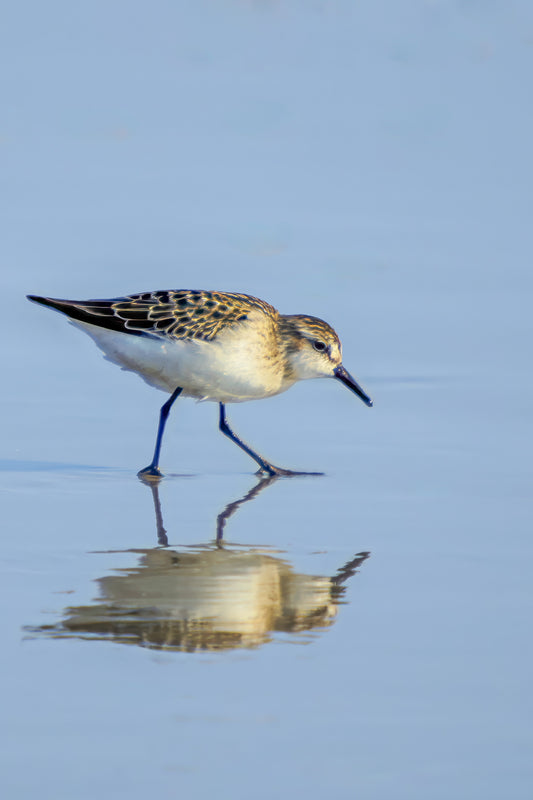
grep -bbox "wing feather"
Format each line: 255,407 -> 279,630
28,290 -> 278,341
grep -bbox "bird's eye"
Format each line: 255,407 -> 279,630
313,340 -> 327,352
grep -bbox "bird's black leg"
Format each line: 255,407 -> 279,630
138,387 -> 183,479
218,403 -> 322,477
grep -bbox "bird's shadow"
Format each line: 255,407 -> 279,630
24,475 -> 370,652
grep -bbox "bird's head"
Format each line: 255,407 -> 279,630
279,314 -> 373,407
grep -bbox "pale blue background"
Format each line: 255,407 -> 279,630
1,2 -> 532,798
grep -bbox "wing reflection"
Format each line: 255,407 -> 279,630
27,477 -> 370,652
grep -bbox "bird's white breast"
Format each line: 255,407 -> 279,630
70,315 -> 291,402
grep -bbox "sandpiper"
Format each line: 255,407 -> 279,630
27,290 -> 372,477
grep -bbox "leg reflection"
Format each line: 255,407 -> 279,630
215,476 -> 278,543
138,473 -> 279,546
139,475 -> 169,546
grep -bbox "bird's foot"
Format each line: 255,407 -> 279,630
255,465 -> 324,478
137,465 -> 164,481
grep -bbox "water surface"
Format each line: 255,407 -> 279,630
2,2 -> 532,798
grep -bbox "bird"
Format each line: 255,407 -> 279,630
27,289 -> 373,477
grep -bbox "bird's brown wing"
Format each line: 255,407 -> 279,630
28,290 -> 278,341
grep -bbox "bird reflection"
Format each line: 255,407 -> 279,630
27,476 -> 370,652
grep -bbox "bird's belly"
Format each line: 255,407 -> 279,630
71,320 -> 288,402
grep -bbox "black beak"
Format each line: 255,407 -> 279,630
334,365 -> 373,407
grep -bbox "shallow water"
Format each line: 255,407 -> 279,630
2,2 -> 533,798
